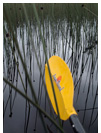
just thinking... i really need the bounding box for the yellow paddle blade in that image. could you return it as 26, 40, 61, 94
45, 56, 77, 120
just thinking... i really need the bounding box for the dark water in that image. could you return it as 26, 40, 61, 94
3, 3, 98, 133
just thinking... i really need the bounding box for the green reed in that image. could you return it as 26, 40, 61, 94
3, 3, 98, 133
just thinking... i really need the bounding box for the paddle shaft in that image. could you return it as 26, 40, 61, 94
69, 114, 86, 133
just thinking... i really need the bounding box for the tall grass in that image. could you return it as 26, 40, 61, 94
3, 3, 98, 133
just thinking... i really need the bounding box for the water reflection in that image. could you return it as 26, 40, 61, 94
3, 3, 98, 133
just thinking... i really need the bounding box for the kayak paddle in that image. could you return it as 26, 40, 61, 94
45, 56, 86, 133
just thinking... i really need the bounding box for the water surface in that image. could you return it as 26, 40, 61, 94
3, 3, 98, 133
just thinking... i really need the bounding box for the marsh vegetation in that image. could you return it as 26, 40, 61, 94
3, 3, 98, 133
